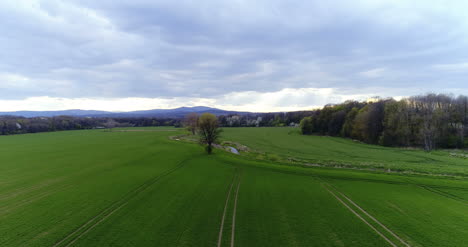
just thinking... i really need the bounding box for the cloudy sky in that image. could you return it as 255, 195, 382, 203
1, 0, 468, 112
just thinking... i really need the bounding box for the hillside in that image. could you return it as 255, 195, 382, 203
221, 127, 468, 176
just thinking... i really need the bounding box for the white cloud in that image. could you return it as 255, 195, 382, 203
0, 72, 34, 88
0, 86, 466, 112
358, 68, 387, 78
0, 72, 72, 94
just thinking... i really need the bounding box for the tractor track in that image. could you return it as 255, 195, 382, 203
321, 183, 399, 247
327, 183, 411, 247
231, 171, 242, 247
217, 170, 238, 247
420, 186, 468, 206
216, 169, 242, 247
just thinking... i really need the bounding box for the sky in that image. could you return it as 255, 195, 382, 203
1, 0, 468, 112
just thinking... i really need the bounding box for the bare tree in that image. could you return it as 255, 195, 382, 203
455, 95, 468, 148
410, 94, 453, 151
104, 119, 118, 131
412, 95, 438, 151
184, 112, 199, 135
198, 113, 221, 154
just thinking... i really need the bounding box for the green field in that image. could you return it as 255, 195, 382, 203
222, 127, 468, 176
1, 127, 467, 246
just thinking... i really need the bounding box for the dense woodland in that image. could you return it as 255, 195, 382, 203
299, 94, 468, 150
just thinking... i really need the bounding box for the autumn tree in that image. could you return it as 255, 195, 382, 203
198, 113, 222, 154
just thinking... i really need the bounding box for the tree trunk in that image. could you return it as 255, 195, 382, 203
206, 143, 213, 154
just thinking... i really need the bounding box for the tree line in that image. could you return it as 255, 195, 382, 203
218, 111, 308, 127
299, 94, 468, 150
0, 111, 312, 136
0, 116, 181, 135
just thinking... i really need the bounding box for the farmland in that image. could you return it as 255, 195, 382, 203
222, 127, 468, 177
0, 127, 467, 246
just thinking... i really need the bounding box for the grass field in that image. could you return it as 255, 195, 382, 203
1, 127, 467, 246
222, 127, 468, 176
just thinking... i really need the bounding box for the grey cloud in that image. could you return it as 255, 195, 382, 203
0, 0, 468, 102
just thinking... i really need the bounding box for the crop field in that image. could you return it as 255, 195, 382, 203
1, 127, 467, 246
222, 127, 468, 176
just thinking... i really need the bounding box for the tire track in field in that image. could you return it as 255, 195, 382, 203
327, 184, 411, 247
217, 170, 237, 247
231, 171, 242, 247
239, 163, 468, 192
419, 186, 468, 206
321, 183, 399, 247
216, 169, 242, 247
52, 158, 191, 247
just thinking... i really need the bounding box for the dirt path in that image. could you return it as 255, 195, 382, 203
231, 173, 242, 247
321, 183, 399, 247
217, 171, 237, 247
52, 159, 189, 247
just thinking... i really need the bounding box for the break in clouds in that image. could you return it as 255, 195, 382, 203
1, 0, 468, 111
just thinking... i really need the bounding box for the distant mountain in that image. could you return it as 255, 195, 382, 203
0, 106, 251, 118
114, 106, 250, 118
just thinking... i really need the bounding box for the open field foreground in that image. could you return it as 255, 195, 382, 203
1, 127, 467, 246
